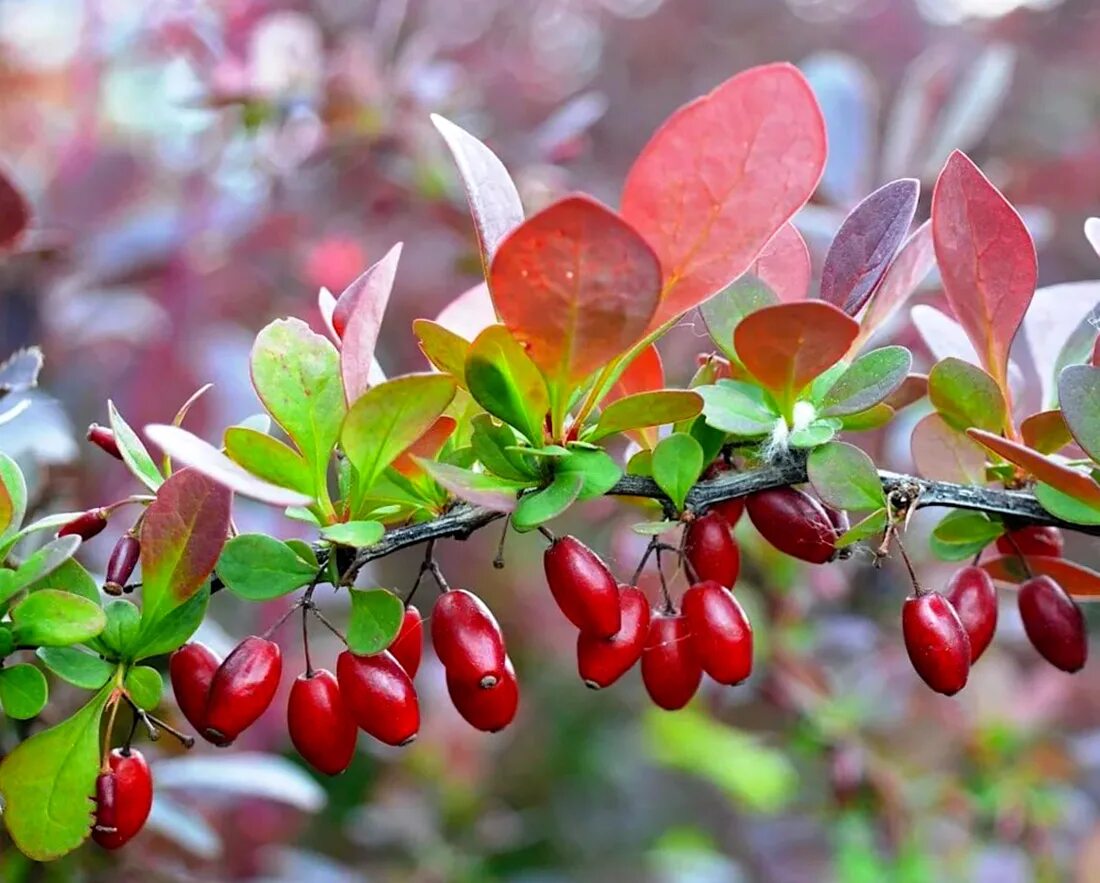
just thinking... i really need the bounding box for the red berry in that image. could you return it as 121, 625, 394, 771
87, 423, 122, 460
577, 585, 651, 689
543, 535, 621, 637
681, 580, 753, 685
287, 669, 358, 775
1018, 575, 1087, 673
336, 650, 419, 746
169, 642, 220, 735
745, 487, 837, 564
902, 593, 971, 696
641, 611, 702, 710
710, 497, 745, 527
996, 526, 1064, 558
431, 590, 508, 688
105, 534, 141, 595
57, 508, 108, 541
685, 512, 740, 587
390, 605, 423, 678
93, 748, 153, 849
824, 505, 849, 535
447, 656, 519, 732
944, 566, 998, 663
202, 636, 282, 746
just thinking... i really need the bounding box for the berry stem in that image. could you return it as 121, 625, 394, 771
308, 606, 349, 646
536, 525, 556, 544
1003, 532, 1035, 578
493, 519, 509, 570
891, 528, 924, 595
631, 536, 661, 586
655, 546, 674, 614
101, 692, 123, 772
302, 604, 313, 678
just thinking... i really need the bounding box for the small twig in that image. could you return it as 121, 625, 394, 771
891, 528, 924, 595
655, 546, 674, 613
631, 536, 661, 586
493, 518, 509, 569
309, 606, 349, 646
537, 525, 556, 543
101, 692, 122, 771
1003, 532, 1035, 579
302, 604, 313, 678
261, 601, 303, 641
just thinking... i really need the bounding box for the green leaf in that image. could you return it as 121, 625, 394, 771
0, 535, 82, 607
10, 590, 106, 647
125, 666, 163, 710
0, 626, 13, 657
470, 415, 538, 481
23, 557, 100, 606
0, 511, 84, 563
699, 277, 779, 362
927, 357, 1006, 433
556, 448, 623, 501
465, 325, 549, 445
627, 449, 653, 477
346, 588, 404, 655
688, 415, 727, 466
322, 520, 384, 547
512, 472, 585, 531
218, 534, 318, 601
284, 539, 318, 566
1058, 364, 1100, 462
807, 442, 885, 511
590, 390, 703, 442
35, 647, 114, 690
0, 663, 48, 719
835, 508, 887, 548
0, 451, 27, 541
840, 404, 895, 432
821, 346, 912, 416
417, 459, 533, 512
132, 584, 209, 662
413, 319, 470, 382
108, 400, 163, 492
652, 433, 704, 512
224, 426, 315, 497
0, 684, 111, 860
788, 418, 839, 449
100, 599, 142, 658
698, 380, 779, 437
1034, 482, 1100, 525
342, 373, 458, 495
929, 510, 1004, 561
632, 520, 681, 536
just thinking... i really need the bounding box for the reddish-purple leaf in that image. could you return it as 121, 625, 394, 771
752, 223, 811, 302
983, 555, 1100, 599
911, 413, 986, 484
339, 243, 402, 404
883, 373, 928, 411
605, 344, 663, 403
932, 151, 1037, 393
0, 167, 30, 251
733, 302, 859, 404
820, 178, 919, 316
967, 428, 1100, 507
621, 63, 826, 330
490, 194, 661, 388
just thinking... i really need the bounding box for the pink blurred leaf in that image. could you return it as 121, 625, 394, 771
339, 243, 402, 404
606, 344, 664, 403
910, 413, 986, 484
855, 221, 934, 349
0, 167, 30, 251
752, 223, 811, 302
1022, 281, 1100, 408
434, 282, 496, 341
910, 305, 980, 365
1086, 218, 1100, 259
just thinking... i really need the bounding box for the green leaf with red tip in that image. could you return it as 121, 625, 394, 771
218, 534, 318, 601
967, 429, 1100, 507
820, 346, 912, 417
982, 554, 1100, 598
1021, 410, 1073, 455
413, 319, 469, 383
807, 441, 885, 511
1058, 364, 1100, 462
590, 390, 702, 443
108, 400, 163, 492
621, 62, 826, 331
224, 426, 315, 497
347, 588, 404, 655
928, 357, 1006, 433
652, 432, 704, 512
465, 325, 549, 445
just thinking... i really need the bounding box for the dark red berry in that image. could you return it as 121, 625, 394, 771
681, 580, 753, 685
577, 585, 651, 689
447, 656, 519, 732
745, 487, 837, 564
431, 589, 507, 688
57, 508, 108, 541
390, 605, 423, 678
944, 566, 998, 663
824, 505, 850, 535
336, 650, 419, 746
93, 748, 153, 849
543, 535, 621, 637
287, 669, 358, 775
902, 593, 971, 696
996, 526, 1064, 558
87, 423, 122, 460
685, 512, 740, 587
641, 611, 702, 710
104, 534, 141, 595
1018, 575, 1087, 673
710, 497, 746, 528
202, 636, 282, 746
169, 642, 220, 735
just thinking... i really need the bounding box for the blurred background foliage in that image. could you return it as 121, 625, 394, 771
2, 0, 1100, 880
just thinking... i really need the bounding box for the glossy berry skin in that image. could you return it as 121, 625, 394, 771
169, 642, 220, 735
641, 611, 703, 710
996, 526, 1064, 558
93, 749, 153, 850
577, 586, 651, 689
710, 497, 745, 528
203, 636, 282, 746
390, 605, 423, 678
685, 512, 740, 588
105, 535, 141, 595
543, 536, 621, 638
431, 590, 508, 688
287, 670, 358, 775
902, 593, 971, 696
58, 509, 108, 542
87, 423, 122, 460
746, 487, 837, 564
448, 657, 519, 732
336, 650, 419, 746
681, 580, 753, 685
945, 566, 998, 663
1018, 575, 1087, 673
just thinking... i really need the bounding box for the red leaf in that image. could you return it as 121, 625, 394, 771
392, 416, 457, 478
621, 63, 826, 330
911, 413, 985, 484
606, 344, 664, 403
0, 167, 30, 251
339, 243, 402, 404
752, 222, 811, 302
967, 428, 1100, 507
983, 555, 1100, 599
883, 373, 928, 411
490, 194, 661, 388
820, 178, 919, 315
733, 302, 859, 403
931, 151, 1037, 392
855, 220, 934, 349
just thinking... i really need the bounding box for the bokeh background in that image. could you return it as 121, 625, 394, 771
3, 0, 1100, 880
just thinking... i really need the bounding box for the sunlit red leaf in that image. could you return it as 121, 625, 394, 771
435, 282, 496, 341
606, 344, 664, 404
733, 302, 859, 404
983, 555, 1100, 599
490, 194, 661, 388
820, 179, 919, 316
931, 150, 1037, 393
339, 243, 402, 404
621, 63, 826, 330
911, 413, 986, 484
0, 167, 30, 251
752, 223, 811, 302
967, 428, 1100, 507
392, 416, 457, 478
855, 220, 934, 350
1020, 410, 1072, 455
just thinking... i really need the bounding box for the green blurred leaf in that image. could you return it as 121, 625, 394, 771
807, 442, 885, 511
124, 666, 163, 710
321, 520, 385, 547
218, 534, 318, 601
1034, 482, 1100, 525
590, 390, 703, 442
512, 472, 585, 531
23, 557, 100, 606
35, 647, 114, 690
465, 325, 549, 445
108, 400, 163, 492
224, 427, 315, 497
821, 346, 912, 416
652, 433, 703, 511
347, 588, 404, 655
0, 663, 48, 719
10, 590, 106, 648
0, 535, 82, 607
631, 521, 681, 536
929, 510, 1004, 561
928, 357, 1006, 433
839, 404, 895, 431
698, 380, 778, 436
